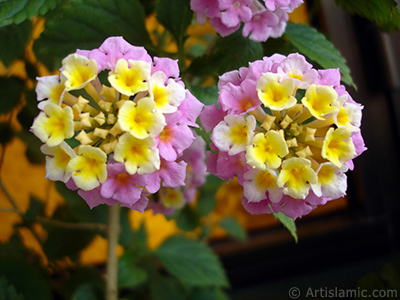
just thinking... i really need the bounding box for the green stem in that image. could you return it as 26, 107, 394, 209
106, 204, 121, 300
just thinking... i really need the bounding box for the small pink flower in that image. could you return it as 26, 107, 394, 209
146, 160, 188, 193
199, 104, 227, 133
100, 162, 148, 205
210, 16, 241, 37
176, 90, 204, 127
157, 114, 195, 161
242, 10, 279, 42
218, 79, 261, 114
220, 0, 253, 28
76, 36, 152, 72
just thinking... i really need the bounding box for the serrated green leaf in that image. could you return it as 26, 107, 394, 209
285, 22, 355, 88
335, 0, 400, 32
0, 76, 24, 115
188, 31, 263, 78
0, 277, 24, 300
270, 208, 298, 243
219, 217, 247, 242
0, 21, 31, 66
33, 0, 151, 70
118, 252, 148, 289
155, 0, 193, 45
0, 0, 60, 27
155, 236, 229, 287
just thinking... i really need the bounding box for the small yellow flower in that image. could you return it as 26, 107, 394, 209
61, 54, 98, 91
322, 127, 356, 167
301, 84, 339, 120
246, 130, 289, 169
312, 162, 348, 198
149, 71, 186, 113
31, 102, 74, 147
333, 95, 363, 132
67, 145, 108, 191
114, 133, 160, 175
212, 115, 256, 155
108, 59, 151, 96
277, 157, 317, 199
243, 168, 282, 203
256, 72, 297, 111
118, 97, 166, 139
41, 142, 76, 182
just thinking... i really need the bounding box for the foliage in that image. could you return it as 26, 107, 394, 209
0, 0, 398, 299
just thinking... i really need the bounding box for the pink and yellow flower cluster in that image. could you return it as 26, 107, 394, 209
190, 0, 303, 42
201, 53, 366, 219
31, 37, 206, 213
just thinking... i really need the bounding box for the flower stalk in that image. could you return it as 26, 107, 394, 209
106, 203, 121, 300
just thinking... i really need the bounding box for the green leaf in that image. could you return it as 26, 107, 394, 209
33, 0, 151, 70
188, 31, 263, 78
189, 85, 218, 106
334, 0, 400, 32
63, 267, 104, 299
196, 175, 222, 217
270, 208, 298, 243
155, 236, 229, 287
118, 252, 148, 289
0, 258, 52, 300
150, 275, 188, 300
176, 205, 201, 232
72, 284, 98, 300
190, 287, 230, 300
155, 0, 193, 45
0, 76, 24, 115
219, 217, 247, 242
0, 21, 32, 66
285, 22, 355, 88
0, 277, 24, 300
0, 0, 60, 27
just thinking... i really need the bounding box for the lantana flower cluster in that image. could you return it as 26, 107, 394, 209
190, 0, 303, 42
31, 37, 206, 214
201, 53, 366, 219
